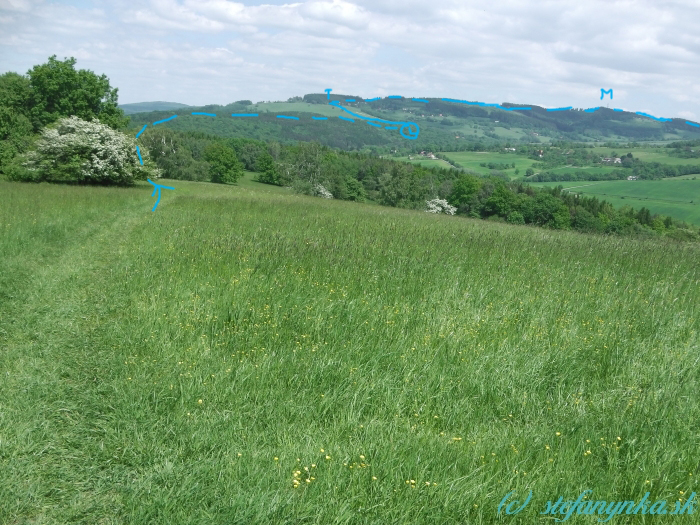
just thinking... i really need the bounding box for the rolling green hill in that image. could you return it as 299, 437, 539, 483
125, 93, 700, 152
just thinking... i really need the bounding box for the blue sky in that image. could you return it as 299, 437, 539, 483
1, 0, 699, 122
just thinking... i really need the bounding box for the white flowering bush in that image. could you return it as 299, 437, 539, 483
425, 198, 456, 215
313, 183, 334, 199
7, 116, 160, 185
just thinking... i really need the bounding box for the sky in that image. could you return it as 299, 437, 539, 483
1, 0, 699, 121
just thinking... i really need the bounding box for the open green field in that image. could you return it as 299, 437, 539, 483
432, 151, 535, 178
2, 174, 699, 524
528, 179, 700, 227
545, 166, 630, 177
402, 157, 455, 170
588, 147, 700, 167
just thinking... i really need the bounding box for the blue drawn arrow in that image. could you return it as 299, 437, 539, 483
148, 178, 175, 212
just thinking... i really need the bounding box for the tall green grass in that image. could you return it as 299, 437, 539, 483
1, 178, 698, 524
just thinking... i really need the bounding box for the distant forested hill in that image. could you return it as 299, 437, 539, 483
119, 101, 191, 115
125, 93, 700, 152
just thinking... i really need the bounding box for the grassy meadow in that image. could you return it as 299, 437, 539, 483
528, 178, 700, 227
1, 174, 699, 524
397, 151, 533, 178
588, 147, 700, 167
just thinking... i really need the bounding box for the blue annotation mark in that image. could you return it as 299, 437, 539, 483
153, 115, 177, 125
636, 111, 672, 122
328, 99, 419, 139
440, 97, 531, 111
148, 178, 174, 212
133, 86, 700, 192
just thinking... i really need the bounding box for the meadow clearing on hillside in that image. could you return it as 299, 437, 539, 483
398, 152, 532, 178
529, 178, 700, 227
1, 175, 699, 524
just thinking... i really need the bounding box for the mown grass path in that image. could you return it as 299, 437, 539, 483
1, 178, 699, 524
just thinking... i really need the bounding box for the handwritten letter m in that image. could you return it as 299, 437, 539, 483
601, 88, 613, 100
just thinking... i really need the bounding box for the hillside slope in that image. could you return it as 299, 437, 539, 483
125, 93, 700, 151
2, 176, 698, 523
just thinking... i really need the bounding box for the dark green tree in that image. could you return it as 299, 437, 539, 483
483, 181, 517, 217
26, 55, 129, 132
448, 173, 482, 213
255, 152, 279, 185
0, 72, 34, 172
205, 141, 243, 184
524, 193, 571, 229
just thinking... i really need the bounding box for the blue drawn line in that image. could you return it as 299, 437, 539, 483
439, 98, 528, 110
153, 115, 177, 125
133, 86, 700, 176
328, 100, 419, 140
636, 111, 672, 122
147, 178, 175, 212
441, 98, 476, 105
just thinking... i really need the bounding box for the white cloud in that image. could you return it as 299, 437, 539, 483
0, 0, 698, 119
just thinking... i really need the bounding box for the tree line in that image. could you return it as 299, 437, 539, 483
1, 57, 698, 242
